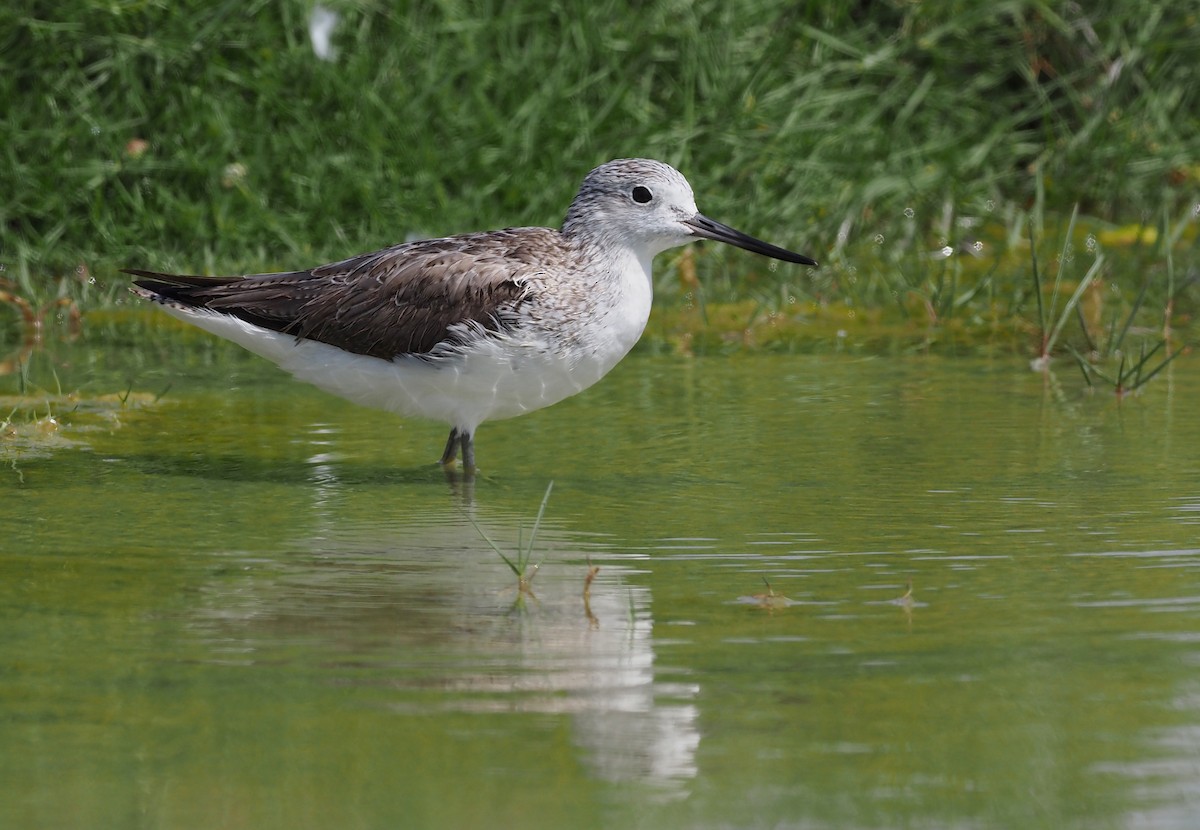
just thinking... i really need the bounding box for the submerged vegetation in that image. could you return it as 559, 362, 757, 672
1, 1, 1196, 371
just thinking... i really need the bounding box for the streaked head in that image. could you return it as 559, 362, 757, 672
562, 158, 818, 266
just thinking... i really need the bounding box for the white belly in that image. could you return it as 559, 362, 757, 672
158, 294, 650, 433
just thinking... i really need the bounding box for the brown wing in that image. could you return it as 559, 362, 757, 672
125, 227, 560, 359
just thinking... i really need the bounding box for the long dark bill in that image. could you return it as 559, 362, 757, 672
684, 214, 818, 266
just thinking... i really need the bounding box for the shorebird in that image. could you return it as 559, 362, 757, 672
127, 158, 817, 473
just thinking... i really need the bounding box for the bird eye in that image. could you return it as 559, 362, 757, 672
631, 185, 653, 204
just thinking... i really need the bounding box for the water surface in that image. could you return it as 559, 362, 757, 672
3, 330, 1200, 828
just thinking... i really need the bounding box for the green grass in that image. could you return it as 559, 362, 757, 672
468, 481, 555, 598
2, 0, 1197, 364
1070, 338, 1180, 396
1029, 204, 1107, 366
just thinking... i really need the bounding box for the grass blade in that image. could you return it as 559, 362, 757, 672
1045, 250, 1104, 357
526, 480, 555, 571
1131, 346, 1180, 389
1046, 203, 1081, 332
1113, 271, 1154, 354
465, 512, 522, 577
1029, 219, 1045, 346
1067, 344, 1094, 388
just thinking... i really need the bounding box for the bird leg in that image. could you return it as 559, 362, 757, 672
439, 428, 476, 475
459, 431, 476, 473
440, 428, 460, 466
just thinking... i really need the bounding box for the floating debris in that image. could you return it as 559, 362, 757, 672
736, 577, 799, 610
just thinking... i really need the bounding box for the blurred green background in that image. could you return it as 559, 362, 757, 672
2, 0, 1198, 353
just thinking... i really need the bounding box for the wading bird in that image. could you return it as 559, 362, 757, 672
128, 158, 817, 474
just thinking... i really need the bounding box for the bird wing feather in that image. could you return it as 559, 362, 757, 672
125, 228, 561, 359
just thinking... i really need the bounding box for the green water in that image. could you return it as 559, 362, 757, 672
3, 330, 1200, 829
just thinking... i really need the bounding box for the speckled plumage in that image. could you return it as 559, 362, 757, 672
127, 158, 817, 472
